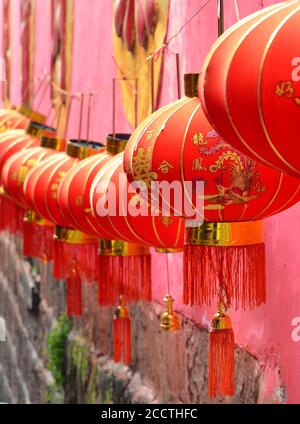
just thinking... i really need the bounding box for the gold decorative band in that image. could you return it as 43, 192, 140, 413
18, 104, 46, 124
66, 141, 98, 159
54, 226, 97, 245
155, 247, 184, 253
24, 209, 54, 227
99, 239, 150, 256
185, 221, 264, 247
184, 73, 199, 98
41, 134, 66, 151
106, 134, 130, 155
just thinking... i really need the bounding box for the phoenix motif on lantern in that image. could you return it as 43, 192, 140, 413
200, 146, 265, 210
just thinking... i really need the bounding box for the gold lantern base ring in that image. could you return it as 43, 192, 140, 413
155, 247, 184, 254
24, 209, 54, 227
185, 221, 264, 247
99, 239, 149, 256
54, 226, 97, 245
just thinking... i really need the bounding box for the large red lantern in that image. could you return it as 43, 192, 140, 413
23, 140, 103, 316
200, 0, 300, 178
0, 121, 55, 234
123, 73, 300, 396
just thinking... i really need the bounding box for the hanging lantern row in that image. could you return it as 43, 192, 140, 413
1, 0, 300, 397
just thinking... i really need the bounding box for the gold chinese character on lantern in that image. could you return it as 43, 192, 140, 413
275, 80, 295, 98
26, 159, 37, 168
158, 160, 174, 174
18, 165, 30, 184
192, 132, 207, 145
146, 129, 156, 141
159, 216, 173, 228
75, 196, 83, 206
192, 158, 206, 171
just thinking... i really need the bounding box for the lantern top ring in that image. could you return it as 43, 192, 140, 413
67, 140, 104, 159
18, 103, 46, 124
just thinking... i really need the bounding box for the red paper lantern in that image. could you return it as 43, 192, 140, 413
123, 73, 300, 396
23, 140, 103, 316
124, 73, 300, 310
0, 121, 55, 234
200, 0, 300, 178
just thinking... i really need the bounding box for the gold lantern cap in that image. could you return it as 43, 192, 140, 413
26, 121, 56, 138
106, 133, 131, 155
18, 103, 46, 124
40, 130, 66, 152
184, 73, 199, 98
160, 294, 181, 331
66, 140, 105, 160
99, 239, 149, 256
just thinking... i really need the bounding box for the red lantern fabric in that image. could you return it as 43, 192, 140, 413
200, 0, 300, 178
90, 153, 184, 250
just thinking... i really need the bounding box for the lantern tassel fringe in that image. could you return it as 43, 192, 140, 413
113, 297, 131, 365
98, 254, 152, 306
66, 271, 82, 317
0, 194, 24, 235
184, 244, 266, 310
23, 222, 54, 263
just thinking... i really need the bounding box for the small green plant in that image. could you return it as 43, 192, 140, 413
46, 314, 72, 388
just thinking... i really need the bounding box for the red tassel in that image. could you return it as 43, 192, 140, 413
184, 244, 266, 310
209, 327, 235, 398
23, 222, 54, 262
53, 239, 99, 282
0, 194, 24, 235
66, 270, 82, 317
98, 254, 152, 306
113, 297, 131, 364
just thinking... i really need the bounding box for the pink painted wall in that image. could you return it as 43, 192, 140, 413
7, 0, 300, 403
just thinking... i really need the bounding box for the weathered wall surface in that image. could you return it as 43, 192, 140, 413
0, 233, 264, 404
